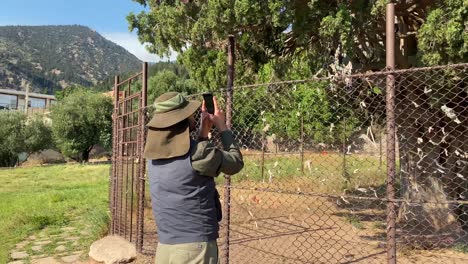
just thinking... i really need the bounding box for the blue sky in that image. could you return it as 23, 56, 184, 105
0, 0, 176, 62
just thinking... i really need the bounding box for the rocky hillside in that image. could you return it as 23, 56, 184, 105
0, 25, 141, 94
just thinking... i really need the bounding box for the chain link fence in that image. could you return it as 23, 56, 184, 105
112, 63, 467, 263
184, 63, 467, 263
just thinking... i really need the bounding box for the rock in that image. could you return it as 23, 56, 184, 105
31, 257, 61, 264
34, 240, 52, 245
55, 245, 67, 252
89, 235, 136, 264
31, 245, 42, 252
61, 227, 76, 231
15, 241, 28, 249
266, 135, 277, 153
62, 254, 81, 263
10, 252, 28, 260
7, 261, 24, 264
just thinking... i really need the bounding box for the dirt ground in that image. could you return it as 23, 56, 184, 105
137, 189, 468, 264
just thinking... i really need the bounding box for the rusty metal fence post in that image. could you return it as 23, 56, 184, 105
379, 131, 383, 170
386, 3, 397, 264
342, 118, 349, 185
261, 132, 265, 182
300, 115, 304, 176
111, 75, 120, 234
136, 62, 148, 252
223, 35, 235, 264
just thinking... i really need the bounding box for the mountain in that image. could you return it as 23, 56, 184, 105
0, 25, 142, 94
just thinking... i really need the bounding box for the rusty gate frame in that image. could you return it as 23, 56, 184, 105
110, 62, 148, 252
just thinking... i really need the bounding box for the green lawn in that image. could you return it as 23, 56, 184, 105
0, 164, 110, 263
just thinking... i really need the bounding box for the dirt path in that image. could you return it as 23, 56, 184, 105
138, 188, 468, 264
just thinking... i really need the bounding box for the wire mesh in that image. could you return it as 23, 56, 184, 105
184, 64, 467, 263
224, 75, 388, 263
113, 63, 468, 264
393, 64, 468, 255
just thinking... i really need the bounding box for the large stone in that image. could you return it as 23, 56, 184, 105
31, 245, 42, 252
15, 241, 28, 249
31, 257, 61, 264
89, 235, 136, 264
7, 261, 24, 264
266, 135, 277, 153
34, 240, 52, 245
55, 245, 67, 252
61, 227, 76, 231
10, 251, 28, 260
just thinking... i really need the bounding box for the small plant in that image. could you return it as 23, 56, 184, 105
453, 243, 468, 254
372, 221, 386, 229
345, 215, 364, 229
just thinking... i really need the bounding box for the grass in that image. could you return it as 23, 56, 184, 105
0, 164, 110, 263
222, 152, 387, 194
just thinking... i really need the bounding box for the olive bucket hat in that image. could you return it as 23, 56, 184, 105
144, 92, 201, 160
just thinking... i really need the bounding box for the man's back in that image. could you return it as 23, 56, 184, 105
148, 141, 219, 244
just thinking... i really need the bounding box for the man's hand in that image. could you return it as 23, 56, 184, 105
199, 96, 228, 140
199, 100, 213, 139
209, 96, 227, 132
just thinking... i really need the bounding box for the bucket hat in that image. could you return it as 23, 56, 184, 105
144, 92, 200, 159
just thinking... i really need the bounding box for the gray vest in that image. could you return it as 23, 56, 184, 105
148, 141, 219, 244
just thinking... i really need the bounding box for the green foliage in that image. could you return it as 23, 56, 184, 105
95, 62, 191, 95
55, 85, 81, 101
24, 114, 53, 155
148, 70, 198, 104
418, 0, 467, 65
453, 243, 468, 254
0, 111, 52, 167
127, 0, 392, 87
0, 111, 26, 166
50, 88, 113, 162
128, 0, 467, 155
129, 1, 467, 84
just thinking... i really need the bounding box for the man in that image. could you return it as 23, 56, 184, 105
144, 92, 244, 264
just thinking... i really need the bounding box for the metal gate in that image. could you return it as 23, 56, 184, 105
110, 62, 148, 252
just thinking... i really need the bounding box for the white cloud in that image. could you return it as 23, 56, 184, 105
102, 32, 177, 62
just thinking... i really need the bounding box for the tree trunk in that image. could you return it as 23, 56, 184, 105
81, 146, 93, 163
